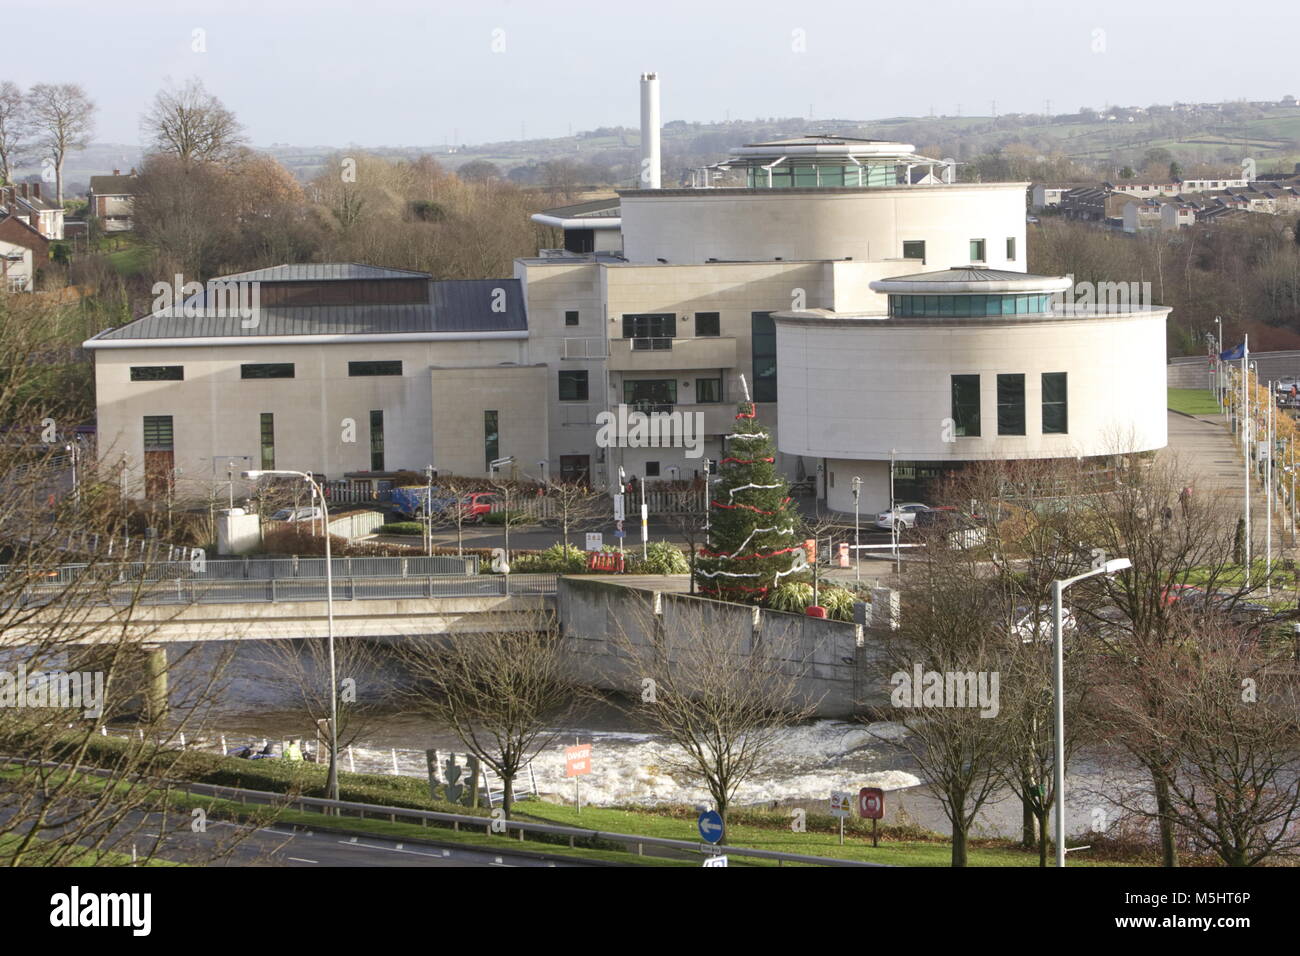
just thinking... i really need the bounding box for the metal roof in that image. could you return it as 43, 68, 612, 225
535, 198, 621, 219
881, 267, 1051, 283
218, 263, 431, 282
95, 277, 526, 341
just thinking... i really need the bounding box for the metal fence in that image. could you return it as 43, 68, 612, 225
13, 572, 558, 608
0, 554, 479, 584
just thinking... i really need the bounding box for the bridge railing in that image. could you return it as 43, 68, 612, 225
13, 573, 559, 608
0, 553, 479, 584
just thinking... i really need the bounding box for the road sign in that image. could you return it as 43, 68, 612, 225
697, 809, 724, 844
702, 855, 728, 867
858, 787, 884, 819
614, 530, 626, 539
829, 791, 853, 818
565, 744, 591, 777
613, 494, 625, 521
585, 533, 603, 552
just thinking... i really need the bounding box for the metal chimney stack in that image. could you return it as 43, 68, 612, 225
639, 72, 661, 189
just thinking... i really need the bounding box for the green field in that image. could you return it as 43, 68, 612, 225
1168, 388, 1220, 416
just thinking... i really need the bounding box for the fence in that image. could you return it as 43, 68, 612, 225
2, 554, 479, 583
13, 572, 559, 608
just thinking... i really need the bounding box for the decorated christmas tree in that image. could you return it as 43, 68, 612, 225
694, 378, 809, 604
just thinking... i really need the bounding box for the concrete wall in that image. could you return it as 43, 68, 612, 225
556, 577, 888, 717
428, 364, 548, 477
618, 184, 1028, 270
776, 309, 1170, 513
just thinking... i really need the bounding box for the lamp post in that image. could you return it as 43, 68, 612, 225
489, 456, 515, 568
1051, 557, 1132, 867
851, 477, 862, 583
243, 468, 340, 802
1214, 316, 1223, 406
424, 463, 437, 557
890, 448, 899, 574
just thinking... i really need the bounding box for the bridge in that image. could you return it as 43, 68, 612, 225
1, 559, 558, 645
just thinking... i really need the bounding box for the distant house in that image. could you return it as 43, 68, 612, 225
0, 211, 50, 291
87, 169, 138, 232
1030, 183, 1094, 211
0, 183, 64, 240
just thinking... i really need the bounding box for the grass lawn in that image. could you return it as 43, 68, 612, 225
1168, 388, 1220, 416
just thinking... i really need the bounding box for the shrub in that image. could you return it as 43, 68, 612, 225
767, 581, 856, 621
482, 509, 529, 525
509, 543, 589, 573
633, 540, 690, 575
379, 521, 424, 536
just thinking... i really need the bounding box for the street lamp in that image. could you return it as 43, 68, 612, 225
243, 468, 340, 802
890, 449, 899, 574
489, 456, 515, 569
1051, 556, 1132, 867
851, 477, 862, 583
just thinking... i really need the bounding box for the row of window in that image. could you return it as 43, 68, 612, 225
147, 410, 389, 473
558, 371, 724, 405
130, 361, 403, 382
951, 372, 1068, 437
901, 238, 1016, 263
889, 293, 1056, 318
621, 313, 722, 340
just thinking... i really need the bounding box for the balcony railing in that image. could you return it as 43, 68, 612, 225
608, 335, 738, 371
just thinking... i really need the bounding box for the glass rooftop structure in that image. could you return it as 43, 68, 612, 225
693, 135, 957, 189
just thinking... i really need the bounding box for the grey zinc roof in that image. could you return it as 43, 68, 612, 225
536, 198, 621, 219
218, 263, 432, 282
886, 267, 1052, 283
95, 277, 526, 341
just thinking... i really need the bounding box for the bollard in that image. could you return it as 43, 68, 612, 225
391, 748, 399, 775
348, 745, 355, 773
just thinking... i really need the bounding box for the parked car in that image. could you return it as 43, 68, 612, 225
875, 502, 932, 530
431, 492, 500, 522
1011, 604, 1076, 643
271, 506, 322, 522
1164, 584, 1270, 622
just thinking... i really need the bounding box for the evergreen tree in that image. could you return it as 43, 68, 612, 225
694, 398, 808, 603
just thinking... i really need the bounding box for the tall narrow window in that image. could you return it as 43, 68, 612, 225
751, 312, 778, 402
369, 410, 385, 471
1006, 237, 1017, 261
970, 239, 986, 262
695, 377, 722, 403
142, 415, 174, 500
951, 375, 981, 437
484, 410, 499, 472
259, 413, 275, 470
1042, 372, 1068, 434
997, 374, 1026, 436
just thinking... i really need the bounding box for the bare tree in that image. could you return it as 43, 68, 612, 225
869, 524, 1015, 867
26, 83, 95, 203
398, 615, 583, 817
609, 596, 816, 831
142, 77, 246, 166
543, 480, 607, 554
0, 81, 27, 185
261, 636, 393, 769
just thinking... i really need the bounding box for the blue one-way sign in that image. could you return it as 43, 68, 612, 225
697, 810, 724, 844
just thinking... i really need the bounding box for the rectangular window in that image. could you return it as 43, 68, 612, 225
997, 374, 1026, 436
970, 239, 986, 262
348, 360, 402, 376
369, 410, 385, 471
484, 410, 499, 472
695, 312, 721, 337
695, 377, 721, 403
142, 415, 174, 450
131, 366, 183, 382
259, 412, 275, 470
903, 240, 926, 261
623, 379, 676, 409
951, 375, 981, 437
564, 310, 579, 327
1042, 372, 1068, 434
1006, 237, 1017, 261
622, 313, 676, 342
558, 369, 589, 401
752, 311, 778, 403
645, 461, 660, 477
242, 363, 295, 379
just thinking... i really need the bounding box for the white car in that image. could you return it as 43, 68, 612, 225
875, 503, 931, 530
271, 506, 323, 522
1011, 604, 1075, 643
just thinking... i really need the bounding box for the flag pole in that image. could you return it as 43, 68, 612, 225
1244, 334, 1251, 589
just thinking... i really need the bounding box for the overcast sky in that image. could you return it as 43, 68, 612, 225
11, 0, 1300, 148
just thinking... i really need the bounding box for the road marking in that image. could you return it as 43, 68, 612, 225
287, 857, 319, 864
336, 840, 452, 859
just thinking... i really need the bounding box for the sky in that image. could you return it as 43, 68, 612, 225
10, 0, 1300, 149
